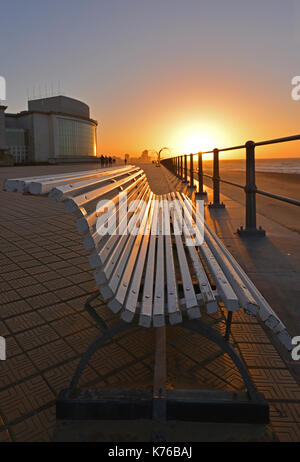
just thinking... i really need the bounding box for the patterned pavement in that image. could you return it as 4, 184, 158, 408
0, 163, 299, 442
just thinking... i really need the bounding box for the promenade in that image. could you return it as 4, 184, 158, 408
0, 163, 299, 442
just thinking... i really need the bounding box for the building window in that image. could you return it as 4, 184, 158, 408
58, 118, 96, 157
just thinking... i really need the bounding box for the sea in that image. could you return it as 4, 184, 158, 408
215, 158, 300, 174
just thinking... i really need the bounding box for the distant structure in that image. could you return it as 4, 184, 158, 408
0, 95, 98, 164
140, 149, 149, 161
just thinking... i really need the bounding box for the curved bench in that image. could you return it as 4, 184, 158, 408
3, 165, 293, 425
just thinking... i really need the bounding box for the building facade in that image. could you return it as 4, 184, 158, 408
0, 96, 98, 163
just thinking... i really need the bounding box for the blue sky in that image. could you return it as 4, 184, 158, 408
1, 0, 300, 156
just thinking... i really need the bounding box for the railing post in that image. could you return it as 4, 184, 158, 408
238, 141, 265, 236
189, 154, 195, 188
183, 154, 188, 182
196, 152, 207, 196
209, 148, 225, 208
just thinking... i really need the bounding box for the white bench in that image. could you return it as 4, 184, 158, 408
4, 166, 293, 424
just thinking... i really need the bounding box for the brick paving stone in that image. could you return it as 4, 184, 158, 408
0, 290, 21, 304
67, 272, 94, 284
238, 343, 286, 369
10, 406, 56, 442
33, 270, 64, 283
48, 261, 72, 271
0, 281, 12, 292
43, 278, 74, 291
116, 329, 155, 358
0, 427, 13, 442
64, 325, 100, 355
26, 292, 61, 309
270, 422, 300, 442
1, 263, 21, 274
104, 362, 152, 389
193, 366, 230, 390
2, 270, 28, 282
0, 376, 55, 423
204, 353, 245, 391
19, 260, 43, 270
249, 368, 300, 400
27, 338, 77, 371
16, 325, 60, 351
89, 343, 135, 377
4, 336, 23, 358
66, 295, 90, 311
38, 302, 75, 322
167, 348, 198, 377
50, 313, 92, 337
5, 311, 45, 334
169, 332, 220, 364
0, 299, 33, 318
54, 285, 86, 301
16, 283, 49, 298
0, 354, 37, 388
270, 402, 300, 422
10, 275, 38, 289
78, 280, 98, 294
26, 265, 53, 276
44, 359, 99, 394
231, 323, 270, 344
0, 321, 11, 337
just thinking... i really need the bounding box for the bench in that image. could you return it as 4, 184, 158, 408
3, 165, 293, 426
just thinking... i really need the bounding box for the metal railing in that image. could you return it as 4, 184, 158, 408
161, 134, 300, 237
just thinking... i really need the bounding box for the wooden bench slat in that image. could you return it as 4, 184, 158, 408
77, 174, 147, 234
108, 192, 153, 314
168, 193, 201, 320
49, 167, 141, 202
84, 179, 148, 252
163, 195, 182, 325
64, 168, 142, 213
23, 166, 134, 194
95, 186, 151, 300
184, 195, 258, 314
174, 192, 218, 314
121, 198, 156, 323
139, 195, 159, 327
179, 194, 239, 311
153, 196, 166, 327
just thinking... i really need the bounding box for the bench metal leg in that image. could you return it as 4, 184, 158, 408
180, 318, 258, 401
70, 319, 136, 390
57, 295, 268, 425
84, 290, 108, 331
224, 311, 233, 342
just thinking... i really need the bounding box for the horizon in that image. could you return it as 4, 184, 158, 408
1, 0, 300, 159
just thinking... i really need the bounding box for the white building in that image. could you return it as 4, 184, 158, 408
0, 95, 98, 163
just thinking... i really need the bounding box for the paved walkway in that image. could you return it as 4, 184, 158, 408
0, 163, 299, 441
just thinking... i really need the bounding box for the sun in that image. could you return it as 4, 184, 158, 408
183, 133, 215, 154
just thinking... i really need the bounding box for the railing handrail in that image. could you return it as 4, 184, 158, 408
162, 133, 300, 236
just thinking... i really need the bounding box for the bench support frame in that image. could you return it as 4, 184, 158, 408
56, 291, 269, 425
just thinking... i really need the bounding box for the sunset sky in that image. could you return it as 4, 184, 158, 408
1, 0, 300, 158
